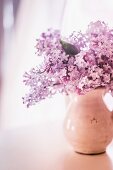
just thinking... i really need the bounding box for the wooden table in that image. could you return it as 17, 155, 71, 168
0, 120, 113, 170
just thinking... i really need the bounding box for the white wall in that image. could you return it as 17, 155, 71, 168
0, 0, 66, 129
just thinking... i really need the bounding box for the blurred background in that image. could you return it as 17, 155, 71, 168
1, 0, 113, 129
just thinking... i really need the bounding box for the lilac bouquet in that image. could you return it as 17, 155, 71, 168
23, 21, 113, 107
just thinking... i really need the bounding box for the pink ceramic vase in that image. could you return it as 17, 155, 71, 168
64, 88, 113, 154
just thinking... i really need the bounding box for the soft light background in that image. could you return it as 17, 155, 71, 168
1, 0, 113, 129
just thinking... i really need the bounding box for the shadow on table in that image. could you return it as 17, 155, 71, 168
63, 151, 113, 170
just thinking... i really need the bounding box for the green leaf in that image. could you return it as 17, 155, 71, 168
60, 40, 80, 55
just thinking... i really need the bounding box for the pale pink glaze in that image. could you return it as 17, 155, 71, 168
64, 88, 113, 154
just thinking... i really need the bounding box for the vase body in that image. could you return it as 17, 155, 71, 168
64, 88, 113, 154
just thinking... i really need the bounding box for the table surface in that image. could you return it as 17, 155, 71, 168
0, 120, 113, 170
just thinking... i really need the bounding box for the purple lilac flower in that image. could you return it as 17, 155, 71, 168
23, 21, 113, 107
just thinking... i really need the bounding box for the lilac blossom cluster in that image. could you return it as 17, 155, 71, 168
23, 21, 113, 107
